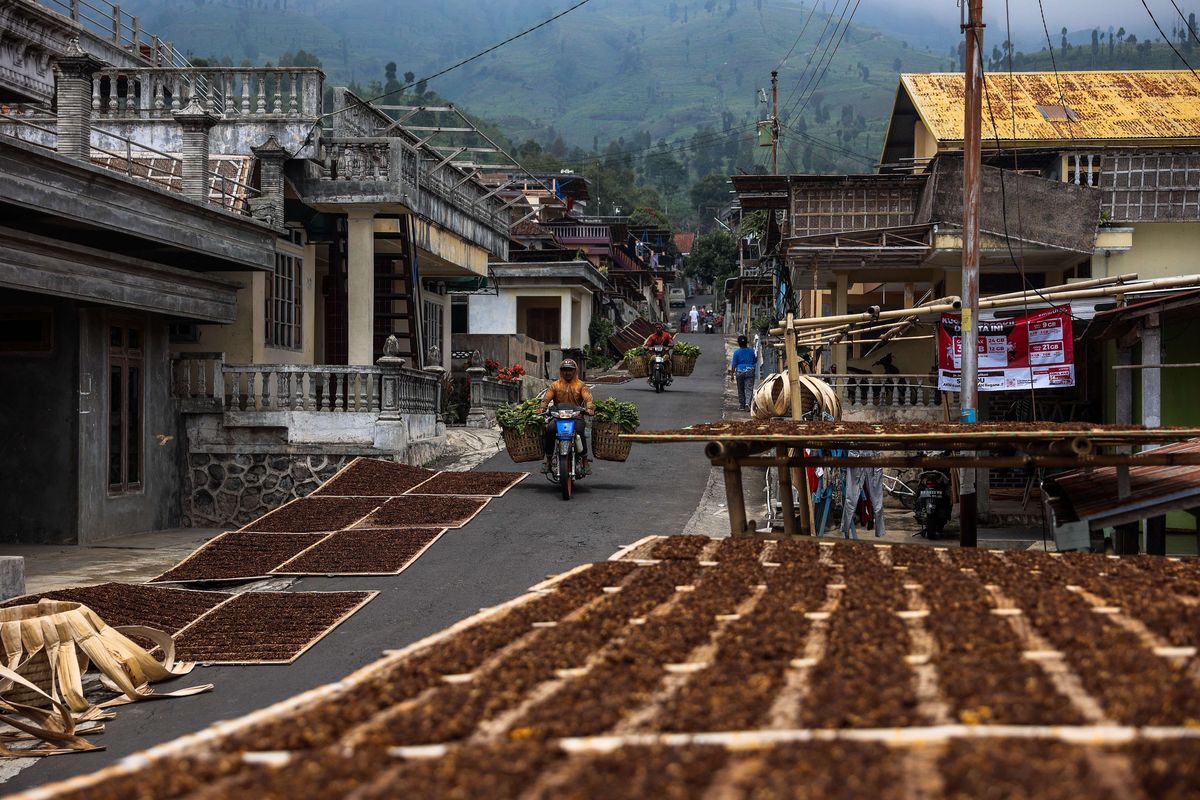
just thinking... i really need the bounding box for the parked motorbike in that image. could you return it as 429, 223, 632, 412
649, 344, 672, 393
913, 455, 952, 538
545, 403, 588, 501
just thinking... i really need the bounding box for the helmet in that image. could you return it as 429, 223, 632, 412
560, 359, 578, 371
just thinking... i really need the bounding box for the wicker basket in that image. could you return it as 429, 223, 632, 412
672, 353, 697, 377
625, 354, 650, 378
502, 426, 544, 463
592, 421, 632, 462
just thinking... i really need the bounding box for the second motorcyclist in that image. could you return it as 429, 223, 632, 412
643, 322, 674, 386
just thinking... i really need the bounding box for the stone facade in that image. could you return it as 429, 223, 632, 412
184, 451, 367, 529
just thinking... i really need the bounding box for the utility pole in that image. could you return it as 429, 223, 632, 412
771, 70, 780, 175
960, 0, 984, 547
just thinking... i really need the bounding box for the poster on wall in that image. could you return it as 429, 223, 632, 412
937, 307, 1074, 392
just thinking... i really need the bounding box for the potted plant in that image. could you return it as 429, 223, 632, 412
496, 398, 545, 462
591, 397, 639, 461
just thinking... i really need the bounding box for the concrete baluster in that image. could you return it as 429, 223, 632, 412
240, 73, 250, 115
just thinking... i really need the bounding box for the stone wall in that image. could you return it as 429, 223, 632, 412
184, 451, 366, 529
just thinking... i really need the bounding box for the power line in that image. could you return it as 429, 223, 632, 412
778, 0, 853, 114
555, 124, 760, 168
780, 121, 874, 166
775, 0, 821, 71
300, 0, 594, 149
1139, 0, 1200, 80
1035, 0, 1076, 140
787, 0, 863, 123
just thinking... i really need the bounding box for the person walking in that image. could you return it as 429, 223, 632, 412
688, 305, 700, 333
729, 335, 757, 411
840, 450, 886, 539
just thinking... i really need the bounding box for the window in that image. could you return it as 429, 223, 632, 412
450, 295, 469, 334
423, 299, 444, 364
0, 308, 53, 354
266, 251, 303, 349
108, 323, 143, 493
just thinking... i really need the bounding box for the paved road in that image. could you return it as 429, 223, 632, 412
8, 328, 725, 792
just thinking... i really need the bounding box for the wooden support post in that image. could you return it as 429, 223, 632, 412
1141, 314, 1162, 432
776, 447, 797, 538
1146, 515, 1167, 556
1114, 464, 1139, 555
724, 463, 748, 537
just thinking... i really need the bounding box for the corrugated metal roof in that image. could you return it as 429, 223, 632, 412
902, 71, 1200, 144
1047, 439, 1200, 528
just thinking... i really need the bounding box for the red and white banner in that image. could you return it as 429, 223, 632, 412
937, 307, 1074, 392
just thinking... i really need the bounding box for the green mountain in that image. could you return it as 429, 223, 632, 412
136, 0, 949, 169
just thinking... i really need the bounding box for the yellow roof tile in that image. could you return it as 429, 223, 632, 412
902, 71, 1200, 144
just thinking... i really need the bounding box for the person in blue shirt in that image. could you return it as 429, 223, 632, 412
729, 335, 757, 411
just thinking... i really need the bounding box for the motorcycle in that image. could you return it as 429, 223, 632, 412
704, 318, 715, 334
545, 403, 588, 501
649, 344, 672, 393
913, 456, 952, 538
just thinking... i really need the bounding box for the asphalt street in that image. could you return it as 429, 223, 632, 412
7, 324, 726, 792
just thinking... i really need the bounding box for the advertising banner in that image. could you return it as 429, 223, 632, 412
937, 307, 1074, 392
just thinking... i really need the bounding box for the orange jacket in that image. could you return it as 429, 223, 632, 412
541, 376, 594, 413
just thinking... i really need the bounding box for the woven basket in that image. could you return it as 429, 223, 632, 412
592, 421, 632, 462
672, 353, 697, 376
625, 354, 650, 378
502, 426, 544, 463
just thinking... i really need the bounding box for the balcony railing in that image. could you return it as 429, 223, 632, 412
36, 0, 190, 68
91, 67, 324, 120
826, 374, 958, 410
172, 354, 440, 415
550, 225, 611, 243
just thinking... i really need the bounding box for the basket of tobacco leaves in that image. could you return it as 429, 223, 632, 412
671, 342, 700, 376
497, 399, 545, 463
591, 397, 639, 462
623, 347, 650, 378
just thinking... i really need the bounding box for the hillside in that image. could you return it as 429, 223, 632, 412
132, 0, 948, 169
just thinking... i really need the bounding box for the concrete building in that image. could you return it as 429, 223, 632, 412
0, 0, 516, 540
464, 261, 608, 374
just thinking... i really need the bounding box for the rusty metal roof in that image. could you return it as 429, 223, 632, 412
902, 71, 1200, 144
1046, 439, 1200, 528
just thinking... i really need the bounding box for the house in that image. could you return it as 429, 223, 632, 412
0, 0, 518, 539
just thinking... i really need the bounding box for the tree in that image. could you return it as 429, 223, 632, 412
629, 207, 670, 228
689, 172, 731, 229
686, 230, 739, 286
385, 62, 397, 82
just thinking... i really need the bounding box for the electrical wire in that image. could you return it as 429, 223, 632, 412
556, 123, 760, 168
1139, 0, 1200, 80
775, 0, 821, 70
1035, 0, 1076, 141
298, 0, 594, 152
787, 0, 864, 123
778, 0, 854, 115
1172, 0, 1200, 44
780, 120, 874, 165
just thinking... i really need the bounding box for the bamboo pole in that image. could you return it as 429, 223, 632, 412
794, 334, 934, 347
986, 272, 1138, 301
717, 452, 1200, 469
1111, 363, 1200, 370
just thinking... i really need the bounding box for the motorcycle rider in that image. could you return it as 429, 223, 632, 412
539, 359, 595, 473
643, 322, 674, 385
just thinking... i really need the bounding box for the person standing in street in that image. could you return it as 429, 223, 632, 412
840, 450, 886, 539
729, 335, 757, 411
689, 305, 700, 333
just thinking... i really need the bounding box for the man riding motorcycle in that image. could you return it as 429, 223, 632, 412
643, 323, 674, 385
539, 359, 595, 473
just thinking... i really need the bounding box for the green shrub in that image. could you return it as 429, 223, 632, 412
593, 397, 640, 432
496, 398, 545, 433
586, 346, 614, 371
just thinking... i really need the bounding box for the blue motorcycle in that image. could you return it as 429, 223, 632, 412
545, 403, 588, 500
